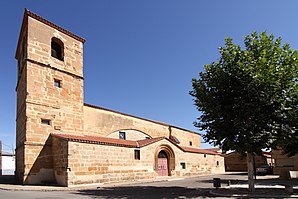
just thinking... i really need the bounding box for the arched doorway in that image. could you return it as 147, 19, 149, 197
157, 150, 168, 176
155, 145, 175, 176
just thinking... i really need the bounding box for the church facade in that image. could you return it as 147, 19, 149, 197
15, 9, 224, 186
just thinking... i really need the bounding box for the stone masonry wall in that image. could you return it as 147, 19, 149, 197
83, 105, 169, 138
67, 142, 155, 186
83, 105, 202, 148
16, 15, 85, 184
26, 17, 83, 78
171, 127, 201, 148
140, 139, 224, 176
107, 129, 152, 140
64, 138, 224, 186
52, 137, 68, 186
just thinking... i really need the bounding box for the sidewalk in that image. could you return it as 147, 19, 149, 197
0, 175, 185, 191
210, 178, 298, 198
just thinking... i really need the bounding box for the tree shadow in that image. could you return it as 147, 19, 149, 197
255, 178, 298, 187
75, 186, 232, 199
199, 178, 247, 185
225, 172, 248, 176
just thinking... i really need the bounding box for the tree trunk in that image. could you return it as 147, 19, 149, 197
247, 152, 255, 192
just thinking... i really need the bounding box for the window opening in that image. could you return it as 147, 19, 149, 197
54, 79, 61, 88
204, 154, 207, 158
51, 38, 64, 61
41, 119, 51, 125
134, 150, 140, 160
189, 141, 192, 146
180, 162, 186, 169
119, 131, 126, 140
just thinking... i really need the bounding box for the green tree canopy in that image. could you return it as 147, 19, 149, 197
190, 32, 298, 156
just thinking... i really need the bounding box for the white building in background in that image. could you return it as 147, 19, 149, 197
1, 152, 15, 175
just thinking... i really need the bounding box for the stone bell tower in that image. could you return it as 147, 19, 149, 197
15, 9, 85, 184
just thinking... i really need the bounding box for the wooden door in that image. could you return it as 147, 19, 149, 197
157, 158, 168, 176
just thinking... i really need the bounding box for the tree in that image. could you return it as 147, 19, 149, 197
190, 32, 298, 191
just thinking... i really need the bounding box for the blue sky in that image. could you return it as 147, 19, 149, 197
1, 0, 298, 152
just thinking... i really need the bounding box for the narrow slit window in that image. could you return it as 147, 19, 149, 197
189, 141, 192, 146
204, 154, 207, 158
134, 150, 140, 160
41, 119, 51, 125
54, 79, 61, 88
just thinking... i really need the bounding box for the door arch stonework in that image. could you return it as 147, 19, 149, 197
154, 145, 175, 176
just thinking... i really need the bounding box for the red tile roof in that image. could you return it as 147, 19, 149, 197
180, 146, 222, 156
205, 148, 221, 152
52, 133, 165, 148
52, 133, 222, 156
137, 137, 165, 147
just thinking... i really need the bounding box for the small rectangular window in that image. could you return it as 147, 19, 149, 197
204, 154, 207, 158
119, 131, 126, 140
180, 162, 186, 169
54, 79, 61, 88
41, 119, 51, 125
134, 150, 140, 160
189, 141, 192, 146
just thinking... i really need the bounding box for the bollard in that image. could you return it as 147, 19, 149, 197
213, 178, 221, 188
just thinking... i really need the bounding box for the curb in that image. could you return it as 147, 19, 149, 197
0, 177, 186, 192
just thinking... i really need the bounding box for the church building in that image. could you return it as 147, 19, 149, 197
15, 9, 224, 186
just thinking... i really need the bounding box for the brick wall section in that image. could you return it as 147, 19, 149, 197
224, 152, 269, 172
272, 150, 298, 176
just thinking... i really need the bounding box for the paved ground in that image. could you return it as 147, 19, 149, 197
0, 172, 297, 198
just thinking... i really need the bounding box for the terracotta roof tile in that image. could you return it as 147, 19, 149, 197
52, 133, 137, 147
180, 146, 222, 156
52, 133, 222, 156
137, 137, 165, 147
52, 133, 165, 148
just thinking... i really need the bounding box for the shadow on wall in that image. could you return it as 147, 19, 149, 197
25, 136, 56, 185
0, 175, 16, 185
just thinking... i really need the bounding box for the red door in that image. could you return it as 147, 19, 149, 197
157, 158, 168, 176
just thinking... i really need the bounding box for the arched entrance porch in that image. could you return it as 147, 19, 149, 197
155, 145, 175, 176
